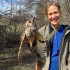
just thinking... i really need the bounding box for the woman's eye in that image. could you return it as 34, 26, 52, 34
48, 13, 52, 15
54, 12, 58, 14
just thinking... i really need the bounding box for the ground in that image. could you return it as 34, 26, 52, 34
0, 44, 36, 70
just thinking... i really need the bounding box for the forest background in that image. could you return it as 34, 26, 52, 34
0, 0, 70, 70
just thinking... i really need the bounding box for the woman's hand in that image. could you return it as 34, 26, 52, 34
27, 37, 35, 44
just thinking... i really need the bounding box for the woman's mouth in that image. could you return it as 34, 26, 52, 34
52, 17, 58, 22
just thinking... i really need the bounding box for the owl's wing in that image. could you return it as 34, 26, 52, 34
18, 32, 26, 64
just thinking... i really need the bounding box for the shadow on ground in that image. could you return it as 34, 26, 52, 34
0, 46, 36, 70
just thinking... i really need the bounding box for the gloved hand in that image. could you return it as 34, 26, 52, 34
27, 37, 35, 47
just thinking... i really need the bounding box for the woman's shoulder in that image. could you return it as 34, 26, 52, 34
38, 24, 50, 38
38, 24, 49, 33
62, 25, 70, 36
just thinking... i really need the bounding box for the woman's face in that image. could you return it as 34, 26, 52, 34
47, 5, 60, 26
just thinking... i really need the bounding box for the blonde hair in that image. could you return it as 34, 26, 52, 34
45, 1, 61, 15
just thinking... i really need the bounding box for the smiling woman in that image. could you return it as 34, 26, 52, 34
45, 2, 61, 29
25, 1, 70, 70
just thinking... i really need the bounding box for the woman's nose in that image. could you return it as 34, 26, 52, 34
52, 14, 56, 18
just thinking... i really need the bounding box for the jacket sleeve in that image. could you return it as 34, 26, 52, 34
28, 25, 48, 59
67, 31, 70, 70
28, 39, 41, 58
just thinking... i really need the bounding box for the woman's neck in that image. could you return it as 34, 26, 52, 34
51, 23, 59, 29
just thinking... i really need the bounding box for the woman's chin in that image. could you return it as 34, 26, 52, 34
51, 22, 59, 26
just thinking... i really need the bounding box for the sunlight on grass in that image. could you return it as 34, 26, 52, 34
0, 47, 35, 70
10, 66, 21, 70
0, 53, 10, 57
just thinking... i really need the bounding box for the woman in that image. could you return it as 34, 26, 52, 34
27, 1, 70, 70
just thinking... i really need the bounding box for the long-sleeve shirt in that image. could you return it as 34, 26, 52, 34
49, 25, 65, 70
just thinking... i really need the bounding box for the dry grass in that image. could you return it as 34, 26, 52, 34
0, 45, 36, 70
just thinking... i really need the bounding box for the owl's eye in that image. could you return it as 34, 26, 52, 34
29, 20, 31, 23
